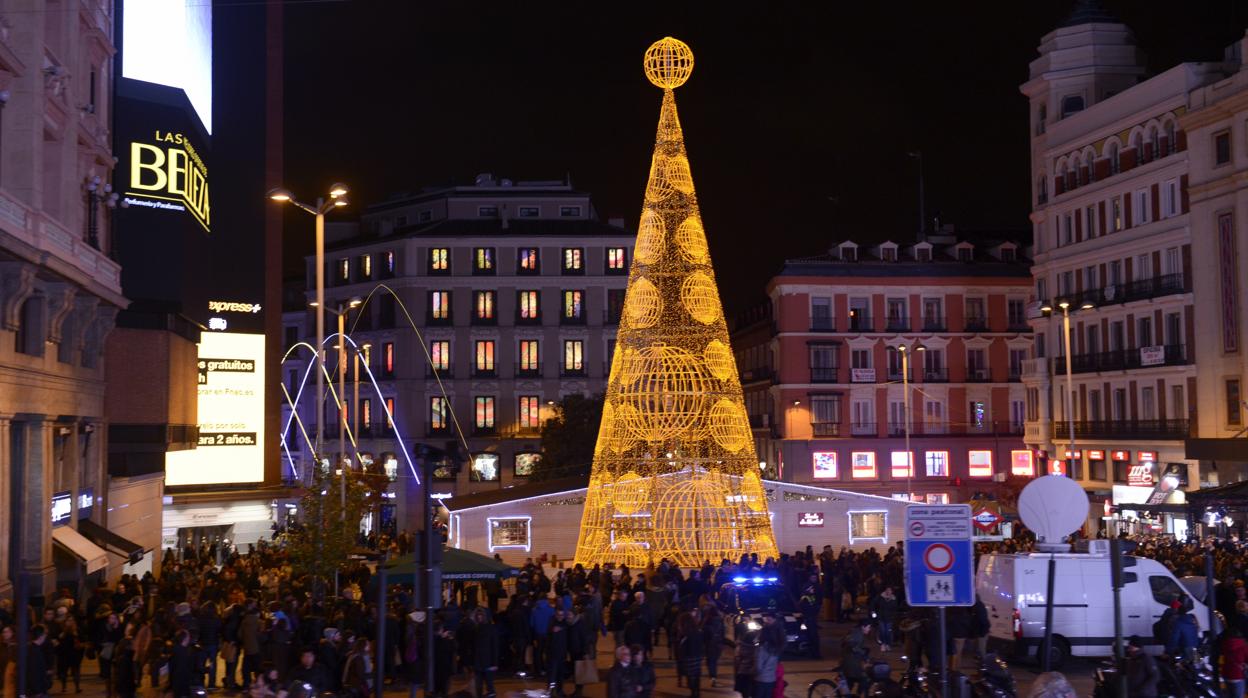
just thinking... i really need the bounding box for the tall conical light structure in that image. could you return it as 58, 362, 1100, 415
574, 37, 778, 568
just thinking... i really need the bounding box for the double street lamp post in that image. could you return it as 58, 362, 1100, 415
889, 342, 925, 496
1040, 298, 1094, 477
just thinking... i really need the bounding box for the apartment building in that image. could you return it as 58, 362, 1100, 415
282, 175, 633, 503
731, 233, 1033, 502
1020, 6, 1248, 510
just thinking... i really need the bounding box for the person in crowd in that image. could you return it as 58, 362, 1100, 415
632, 644, 656, 698
608, 590, 629, 648
546, 608, 570, 697
1222, 628, 1248, 698
240, 601, 263, 690
168, 629, 195, 698
840, 618, 872, 697
289, 646, 331, 693
342, 637, 374, 698
700, 604, 725, 687
197, 602, 222, 690
530, 594, 555, 678
471, 608, 499, 698
606, 645, 635, 698
868, 587, 899, 653
432, 622, 455, 698
1125, 635, 1160, 697
798, 586, 821, 659
55, 615, 84, 693
28, 625, 53, 698
733, 629, 757, 698
112, 631, 137, 698
752, 623, 784, 698
677, 613, 704, 698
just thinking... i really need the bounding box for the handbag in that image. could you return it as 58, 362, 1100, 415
99, 642, 116, 662
574, 658, 600, 685
221, 641, 238, 664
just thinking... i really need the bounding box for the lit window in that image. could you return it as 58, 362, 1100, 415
968, 450, 993, 477
519, 395, 540, 429
848, 511, 887, 543
970, 401, 986, 428
474, 396, 496, 430
851, 451, 876, 479
474, 340, 495, 372
926, 493, 949, 505
487, 515, 529, 550
607, 247, 628, 271
360, 254, 372, 279
518, 248, 540, 273
471, 453, 500, 482
925, 451, 949, 477
1228, 379, 1243, 426
475, 247, 495, 272
1010, 450, 1035, 477
361, 343, 372, 366
385, 397, 395, 429
430, 291, 451, 320
429, 248, 449, 272
474, 290, 496, 320
812, 452, 837, 479
563, 248, 583, 272
518, 290, 540, 320
518, 340, 540, 372
890, 451, 913, 478
563, 290, 584, 320
563, 339, 584, 372
383, 342, 395, 375
384, 251, 396, 275
430, 396, 449, 431
515, 453, 541, 476
360, 398, 372, 430
336, 258, 350, 281
430, 340, 450, 371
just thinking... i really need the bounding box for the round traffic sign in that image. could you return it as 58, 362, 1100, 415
909, 521, 925, 537
924, 543, 954, 573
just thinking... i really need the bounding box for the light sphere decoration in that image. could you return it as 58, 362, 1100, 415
606, 403, 637, 454
608, 537, 652, 569
616, 344, 709, 442
709, 398, 750, 453
651, 476, 739, 566
681, 271, 722, 324
676, 216, 710, 264
612, 472, 650, 515
703, 339, 736, 381
625, 277, 663, 328
645, 155, 676, 203
635, 209, 666, 263
644, 36, 694, 89
666, 154, 694, 194
741, 469, 767, 512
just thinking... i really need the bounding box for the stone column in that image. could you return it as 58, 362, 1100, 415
0, 415, 11, 600
16, 417, 56, 599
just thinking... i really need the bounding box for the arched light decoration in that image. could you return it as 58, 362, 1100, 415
574, 37, 779, 568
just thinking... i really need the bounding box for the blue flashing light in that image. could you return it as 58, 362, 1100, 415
766, 577, 779, 582
732, 576, 747, 583
752, 576, 765, 583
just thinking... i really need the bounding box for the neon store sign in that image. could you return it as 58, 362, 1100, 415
127, 130, 210, 232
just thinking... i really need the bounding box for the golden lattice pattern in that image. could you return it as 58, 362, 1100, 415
574, 37, 778, 569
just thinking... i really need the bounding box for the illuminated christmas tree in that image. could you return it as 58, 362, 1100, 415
574, 37, 778, 568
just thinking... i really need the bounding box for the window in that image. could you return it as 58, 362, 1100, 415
606, 247, 628, 272
471, 452, 499, 481
519, 396, 541, 430
1134, 189, 1150, 225
1148, 575, 1185, 607
811, 395, 841, 426
851, 349, 871, 369
518, 248, 540, 274
1111, 198, 1123, 232
385, 397, 395, 430
968, 450, 993, 477
1084, 205, 1097, 239
965, 298, 986, 328
1002, 246, 1016, 262
383, 342, 395, 376
809, 345, 838, 382
563, 340, 584, 373
812, 452, 838, 479
1010, 450, 1035, 477
1108, 141, 1120, 174
418, 210, 432, 223
1229, 379, 1243, 426
360, 398, 373, 431
881, 246, 897, 261
969, 400, 986, 428
812, 296, 833, 330
384, 251, 396, 276
1162, 179, 1179, 218
518, 340, 540, 373
1008, 299, 1025, 327
515, 453, 541, 476
430, 340, 450, 372
429, 291, 451, 321
957, 247, 973, 262
1215, 130, 1232, 166
474, 247, 495, 274
967, 350, 987, 379
916, 247, 932, 262
851, 451, 876, 479
925, 451, 949, 477
474, 340, 496, 375
1009, 348, 1026, 378
518, 206, 540, 218
474, 290, 496, 322
430, 396, 449, 432
926, 493, 949, 505
1061, 214, 1073, 246
562, 290, 584, 322
336, 258, 350, 282
607, 289, 625, 324
1138, 316, 1153, 347
559, 206, 581, 217
474, 397, 496, 432
1060, 95, 1083, 118
518, 290, 540, 322
478, 205, 499, 217
487, 515, 529, 550
359, 254, 373, 279
848, 511, 887, 543
429, 248, 449, 273
562, 248, 584, 273
1141, 386, 1156, 420
890, 451, 913, 478
1036, 103, 1046, 135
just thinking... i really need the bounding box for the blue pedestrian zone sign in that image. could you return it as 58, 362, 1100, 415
904, 504, 975, 607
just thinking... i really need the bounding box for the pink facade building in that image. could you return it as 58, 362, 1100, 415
731, 233, 1034, 502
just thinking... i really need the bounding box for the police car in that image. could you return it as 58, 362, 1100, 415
717, 576, 811, 655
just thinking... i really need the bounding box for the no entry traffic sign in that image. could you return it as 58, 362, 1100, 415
905, 504, 974, 607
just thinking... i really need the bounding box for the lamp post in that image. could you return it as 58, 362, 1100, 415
325, 298, 362, 519
268, 184, 349, 469
890, 342, 925, 497
1040, 299, 1093, 476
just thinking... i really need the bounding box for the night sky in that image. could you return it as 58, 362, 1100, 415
274, 1, 1245, 313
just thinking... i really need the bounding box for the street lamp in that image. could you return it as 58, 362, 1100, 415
1040, 298, 1094, 477
325, 297, 363, 519
268, 184, 349, 465
889, 342, 925, 497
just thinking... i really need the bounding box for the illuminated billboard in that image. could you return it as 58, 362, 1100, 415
125, 128, 210, 232
121, 0, 212, 133
166, 332, 265, 486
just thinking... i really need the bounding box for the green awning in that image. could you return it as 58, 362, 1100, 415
382, 547, 518, 582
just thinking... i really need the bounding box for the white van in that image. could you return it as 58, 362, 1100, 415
976, 551, 1216, 666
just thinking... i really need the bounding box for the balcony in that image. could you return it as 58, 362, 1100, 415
741, 366, 774, 382
1007, 319, 1031, 332
471, 314, 497, 326
886, 368, 913, 382
1054, 344, 1189, 374
515, 366, 543, 378
471, 366, 497, 378
749, 414, 772, 429
922, 367, 949, 382
473, 425, 498, 436
810, 366, 839, 383
560, 314, 586, 326
885, 316, 910, 332
848, 313, 873, 332
516, 313, 542, 326
850, 421, 877, 436
810, 316, 836, 332
427, 425, 451, 437
560, 365, 587, 377
811, 422, 841, 437
425, 364, 452, 378
604, 308, 622, 325
1059, 273, 1186, 311
1052, 419, 1190, 440
427, 314, 453, 327
965, 368, 992, 382
922, 315, 946, 332
964, 317, 988, 332
1008, 366, 1023, 382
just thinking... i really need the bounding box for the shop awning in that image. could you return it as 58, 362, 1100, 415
52, 526, 109, 574
383, 547, 518, 582
78, 519, 145, 564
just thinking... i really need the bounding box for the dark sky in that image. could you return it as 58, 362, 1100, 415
277, 1, 1244, 313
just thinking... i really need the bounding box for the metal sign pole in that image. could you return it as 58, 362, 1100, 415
424, 453, 436, 698
1041, 552, 1056, 671
376, 553, 388, 693
1110, 536, 1126, 698
938, 606, 948, 698
1207, 551, 1219, 687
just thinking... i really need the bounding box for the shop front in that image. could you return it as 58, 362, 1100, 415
162, 499, 275, 557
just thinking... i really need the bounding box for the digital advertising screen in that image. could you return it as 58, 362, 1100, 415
165, 332, 266, 486
121, 0, 212, 134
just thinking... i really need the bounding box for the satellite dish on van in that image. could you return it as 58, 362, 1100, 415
1017, 475, 1089, 552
